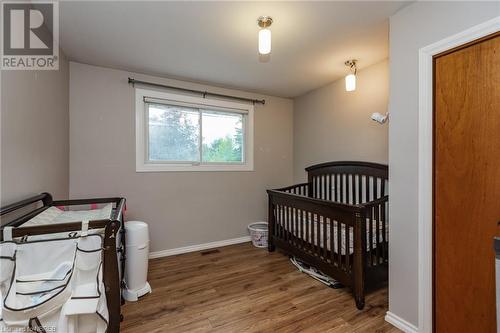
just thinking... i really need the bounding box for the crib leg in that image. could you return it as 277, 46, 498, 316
268, 239, 275, 252
268, 197, 276, 252
353, 211, 366, 310
354, 291, 365, 310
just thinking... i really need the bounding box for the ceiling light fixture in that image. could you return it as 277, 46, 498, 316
345, 59, 357, 92
257, 16, 273, 55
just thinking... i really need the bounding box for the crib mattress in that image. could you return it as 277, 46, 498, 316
278, 216, 387, 255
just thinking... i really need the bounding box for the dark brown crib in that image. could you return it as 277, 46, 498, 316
267, 161, 388, 309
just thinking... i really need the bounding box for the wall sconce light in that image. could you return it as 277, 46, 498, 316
345, 59, 357, 92
257, 16, 273, 55
371, 112, 389, 124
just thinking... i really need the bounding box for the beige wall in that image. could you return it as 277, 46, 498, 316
293, 60, 389, 182
69, 62, 294, 253
1, 53, 69, 206
388, 1, 499, 327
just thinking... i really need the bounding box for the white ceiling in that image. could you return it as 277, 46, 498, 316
60, 1, 408, 98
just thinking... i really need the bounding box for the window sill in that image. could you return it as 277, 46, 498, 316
136, 163, 254, 172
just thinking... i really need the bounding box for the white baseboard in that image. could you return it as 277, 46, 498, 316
385, 312, 419, 333
149, 236, 252, 259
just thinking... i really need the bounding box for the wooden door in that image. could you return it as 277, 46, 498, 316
434, 32, 500, 333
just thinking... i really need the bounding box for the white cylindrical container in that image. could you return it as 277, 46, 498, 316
123, 221, 152, 302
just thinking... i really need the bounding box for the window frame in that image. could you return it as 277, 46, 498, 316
135, 88, 254, 172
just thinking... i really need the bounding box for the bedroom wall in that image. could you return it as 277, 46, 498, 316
69, 62, 294, 253
1, 52, 70, 206
293, 60, 389, 182
388, 1, 499, 328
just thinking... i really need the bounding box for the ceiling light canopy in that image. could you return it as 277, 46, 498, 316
345, 59, 357, 92
257, 16, 273, 55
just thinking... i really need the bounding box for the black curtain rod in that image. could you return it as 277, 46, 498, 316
128, 78, 265, 105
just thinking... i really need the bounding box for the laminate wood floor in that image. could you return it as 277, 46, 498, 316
121, 242, 400, 333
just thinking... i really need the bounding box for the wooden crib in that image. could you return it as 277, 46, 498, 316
267, 161, 388, 309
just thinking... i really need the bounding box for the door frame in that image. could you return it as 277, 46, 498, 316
418, 17, 500, 333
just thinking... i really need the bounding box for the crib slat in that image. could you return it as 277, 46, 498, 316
283, 206, 290, 242
274, 206, 278, 238
292, 207, 296, 246
311, 212, 316, 254
381, 202, 387, 261
322, 175, 325, 200
304, 210, 308, 251
333, 174, 337, 202
295, 208, 299, 247
277, 205, 281, 240
317, 177, 320, 199
375, 203, 380, 265
313, 177, 317, 198
284, 206, 288, 242
336, 174, 339, 202
298, 209, 303, 249
340, 174, 344, 203
345, 174, 348, 204
287, 206, 291, 243
314, 177, 318, 199
298, 209, 302, 249
313, 214, 321, 255
280, 205, 284, 240
326, 174, 330, 200
330, 218, 334, 265
286, 206, 290, 243
277, 206, 280, 239
345, 226, 350, 270
323, 217, 328, 259
319, 177, 321, 198
284, 206, 288, 243
314, 214, 321, 257
325, 176, 327, 200
275, 205, 280, 239
367, 206, 373, 266
358, 175, 363, 204
365, 176, 370, 203
304, 210, 308, 250
350, 175, 356, 205
277, 206, 281, 239
337, 220, 342, 269
304, 211, 310, 250
311, 212, 315, 253
322, 175, 326, 199
294, 208, 298, 246
325, 176, 328, 200
353, 175, 357, 204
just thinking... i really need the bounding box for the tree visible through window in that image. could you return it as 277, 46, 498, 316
147, 103, 244, 164
202, 111, 243, 163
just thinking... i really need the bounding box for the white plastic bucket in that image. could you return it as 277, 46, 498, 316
248, 222, 268, 248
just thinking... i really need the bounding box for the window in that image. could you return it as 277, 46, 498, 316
136, 89, 254, 172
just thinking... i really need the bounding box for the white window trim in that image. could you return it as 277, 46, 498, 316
135, 88, 254, 172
